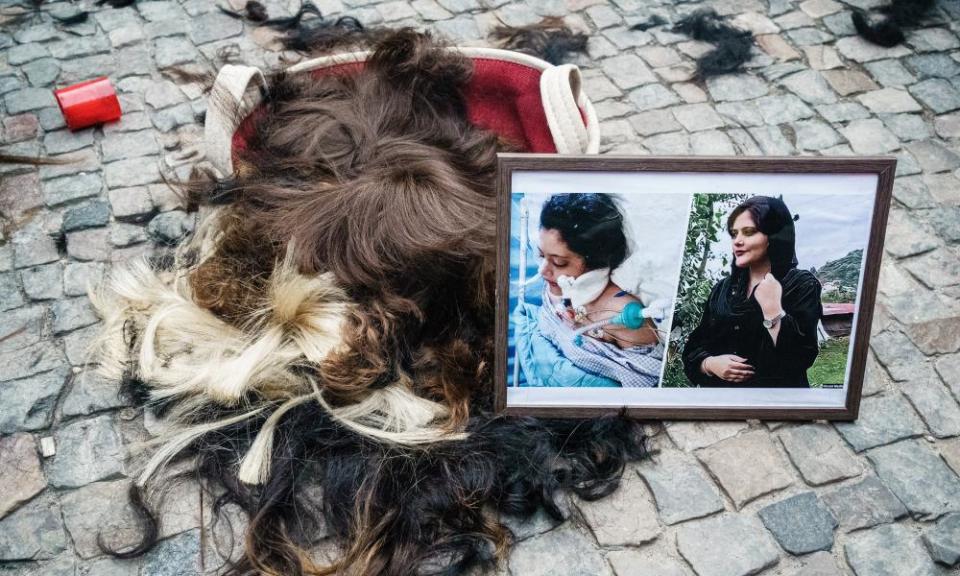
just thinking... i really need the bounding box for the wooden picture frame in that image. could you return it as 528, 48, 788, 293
494, 154, 895, 420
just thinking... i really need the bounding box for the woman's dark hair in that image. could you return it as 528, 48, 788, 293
726, 195, 799, 278
539, 193, 628, 271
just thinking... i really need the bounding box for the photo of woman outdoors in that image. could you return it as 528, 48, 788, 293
664, 192, 874, 389
682, 196, 822, 388
507, 182, 688, 389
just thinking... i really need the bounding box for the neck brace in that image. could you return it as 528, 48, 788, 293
557, 267, 610, 310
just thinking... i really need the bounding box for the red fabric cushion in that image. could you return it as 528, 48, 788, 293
231, 56, 557, 160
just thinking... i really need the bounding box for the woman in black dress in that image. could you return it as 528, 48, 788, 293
682, 196, 823, 388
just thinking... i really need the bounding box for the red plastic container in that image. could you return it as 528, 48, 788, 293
54, 77, 122, 131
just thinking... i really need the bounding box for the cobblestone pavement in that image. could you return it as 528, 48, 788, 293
2, 0, 960, 574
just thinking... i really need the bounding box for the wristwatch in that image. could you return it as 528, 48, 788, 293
763, 310, 786, 329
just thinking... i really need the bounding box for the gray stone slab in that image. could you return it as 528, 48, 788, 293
672, 103, 724, 132
637, 449, 725, 525
7, 43, 50, 66
922, 512, 959, 566
629, 109, 682, 136
0, 305, 43, 355
0, 272, 24, 312
0, 434, 46, 520
0, 494, 67, 561
61, 370, 129, 418
19, 263, 62, 302
816, 102, 871, 123
706, 73, 769, 101
906, 53, 960, 79
698, 430, 794, 508
905, 140, 960, 174
781, 70, 837, 104
758, 492, 837, 555
43, 173, 103, 207
4, 88, 58, 115
628, 84, 680, 111
63, 262, 107, 297
509, 524, 612, 576
47, 414, 125, 488
835, 36, 911, 62
22, 58, 60, 87
153, 36, 201, 69
901, 374, 960, 438
677, 514, 780, 576
792, 120, 842, 151
910, 79, 960, 114
105, 157, 162, 189
601, 54, 656, 90
665, 421, 748, 451
834, 393, 926, 452
792, 551, 843, 575
147, 210, 194, 245
102, 130, 159, 163
606, 548, 691, 576
756, 93, 815, 124
46, 36, 110, 60
778, 424, 862, 485
0, 338, 67, 387
60, 480, 145, 559
840, 119, 900, 154
0, 366, 67, 433
188, 11, 244, 44
692, 130, 736, 155
857, 88, 923, 113
868, 439, 960, 519
576, 471, 660, 546
66, 228, 112, 262
77, 556, 140, 576
845, 523, 938, 576
879, 113, 932, 142
51, 297, 98, 335
63, 200, 111, 233
141, 530, 201, 576
865, 59, 916, 88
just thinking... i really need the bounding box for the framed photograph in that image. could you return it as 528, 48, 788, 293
494, 154, 895, 420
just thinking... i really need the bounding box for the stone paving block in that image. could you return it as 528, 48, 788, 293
4, 88, 58, 115
78, 556, 140, 576
835, 393, 926, 451
868, 439, 960, 519
857, 87, 922, 113
576, 470, 660, 546
0, 341, 67, 388
878, 113, 931, 141
63, 262, 107, 297
102, 130, 160, 163
845, 523, 938, 576
189, 11, 244, 44
775, 10, 815, 30
22, 58, 60, 87
51, 297, 98, 335
47, 414, 125, 488
641, 131, 690, 154
627, 84, 680, 112
909, 78, 960, 114
637, 449, 725, 525
0, 272, 25, 312
756, 34, 802, 61
903, 247, 960, 289
0, 494, 67, 561
110, 222, 149, 248
60, 479, 145, 559
20, 263, 63, 301
0, 434, 47, 520
673, 82, 708, 103
61, 370, 129, 418
714, 101, 764, 128
778, 424, 862, 485
884, 209, 939, 258
758, 492, 837, 555
1, 114, 39, 144
816, 101, 871, 123
666, 421, 748, 451
821, 475, 908, 532
629, 110, 682, 136
607, 548, 691, 576
509, 524, 612, 576
906, 27, 959, 52
153, 36, 201, 69
671, 103, 724, 132
750, 125, 795, 155
691, 130, 736, 155
786, 27, 833, 47
141, 529, 201, 576
731, 12, 779, 34
905, 53, 960, 79
63, 200, 111, 233
0, 305, 44, 355
706, 74, 770, 102
63, 324, 101, 367
7, 43, 50, 66
840, 118, 900, 154
698, 430, 794, 508
894, 291, 960, 355
923, 512, 960, 566
601, 54, 657, 90
864, 58, 915, 87
905, 140, 960, 174
677, 514, 780, 576
105, 157, 162, 189
792, 551, 842, 575
792, 119, 841, 151
108, 184, 155, 220
756, 94, 814, 124
835, 36, 911, 62
43, 173, 103, 207
936, 112, 960, 138
823, 69, 882, 97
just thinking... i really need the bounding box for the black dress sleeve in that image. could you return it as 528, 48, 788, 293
764, 271, 822, 373
682, 283, 722, 387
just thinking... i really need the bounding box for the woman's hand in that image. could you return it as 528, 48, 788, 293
702, 355, 755, 383
754, 273, 784, 318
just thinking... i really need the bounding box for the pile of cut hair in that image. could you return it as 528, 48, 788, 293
91, 29, 648, 576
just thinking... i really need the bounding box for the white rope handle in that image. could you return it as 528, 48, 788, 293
204, 64, 267, 177
540, 64, 600, 154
